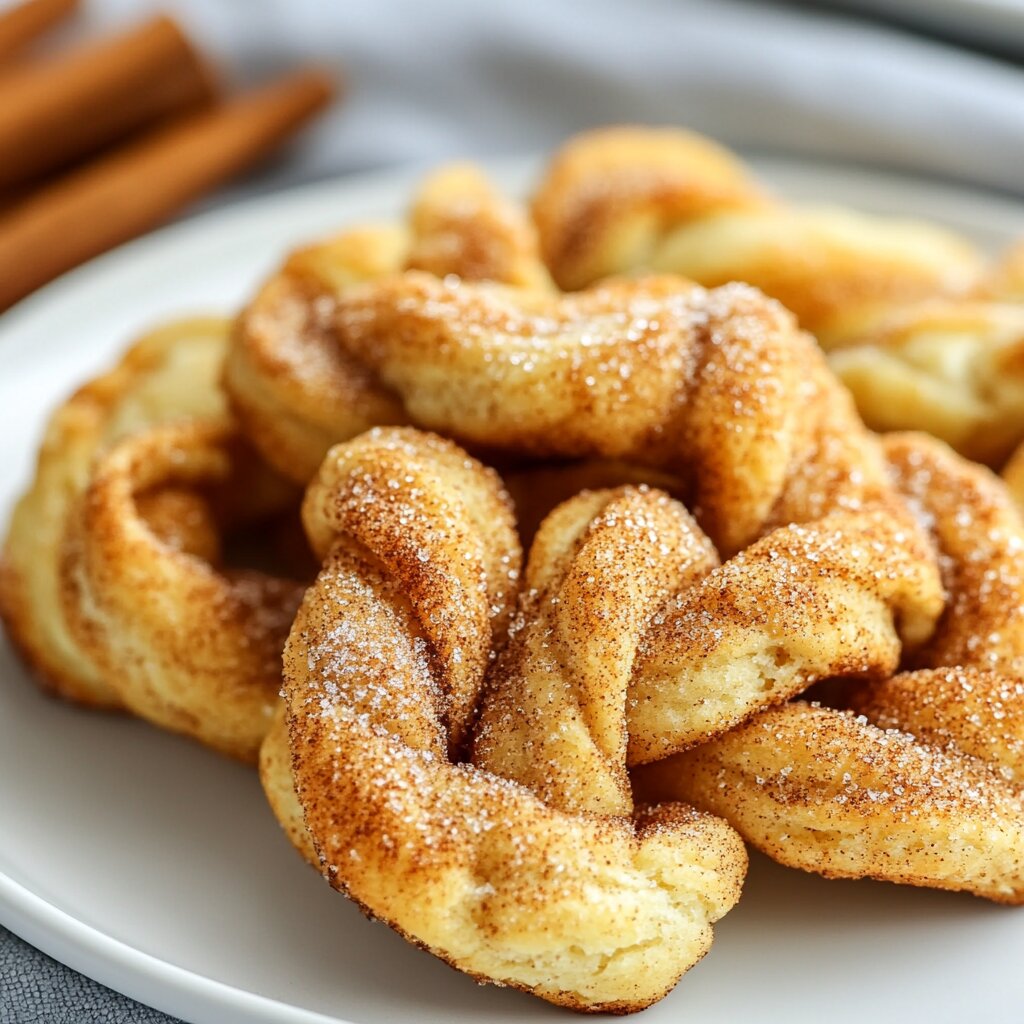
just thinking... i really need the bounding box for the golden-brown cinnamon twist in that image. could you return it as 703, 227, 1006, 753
885, 432, 1024, 674
623, 504, 943, 763
330, 273, 894, 555
636, 670, 1024, 903
223, 165, 553, 483
0, 318, 231, 705
638, 433, 1024, 900
473, 485, 720, 814
269, 430, 748, 1012
61, 420, 304, 761
828, 301, 1024, 466
531, 126, 982, 344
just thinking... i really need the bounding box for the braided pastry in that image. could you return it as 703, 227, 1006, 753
223, 165, 552, 484
60, 420, 303, 761
637, 432, 1024, 898
885, 432, 1024, 673
531, 126, 982, 344
473, 485, 720, 814
269, 429, 747, 1012
330, 273, 894, 555
828, 301, 1024, 466
636, 670, 1024, 903
624, 504, 943, 763
0, 318, 231, 705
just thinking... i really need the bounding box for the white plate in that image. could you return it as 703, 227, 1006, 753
2, 158, 1024, 1024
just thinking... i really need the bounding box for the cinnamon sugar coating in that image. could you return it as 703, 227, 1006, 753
60, 420, 303, 761
849, 668, 1024, 789
531, 126, 981, 343
268, 430, 746, 1012
223, 165, 552, 484
627, 505, 944, 762
0, 317, 232, 705
331, 273, 892, 555
474, 486, 720, 815
639, 669, 1024, 904
885, 432, 1024, 674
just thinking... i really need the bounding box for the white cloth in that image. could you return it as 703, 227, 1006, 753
77, 0, 1024, 195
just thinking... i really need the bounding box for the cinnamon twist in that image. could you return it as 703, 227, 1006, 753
636, 671, 1024, 903
269, 430, 748, 1012
223, 165, 552, 483
638, 432, 1024, 899
0, 317, 231, 705
531, 127, 981, 344
828, 301, 1024, 466
473, 485, 720, 814
61, 420, 303, 760
885, 432, 1024, 674
330, 273, 894, 555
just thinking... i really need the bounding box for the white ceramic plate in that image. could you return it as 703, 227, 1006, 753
3, 159, 1024, 1024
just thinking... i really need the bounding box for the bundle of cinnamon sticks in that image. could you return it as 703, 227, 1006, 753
0, 0, 336, 311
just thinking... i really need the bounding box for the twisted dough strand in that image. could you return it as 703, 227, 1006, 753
637, 676, 1024, 903
626, 505, 943, 762
224, 164, 552, 483
274, 429, 746, 1012
531, 126, 981, 343
885, 432, 1024, 674
332, 273, 893, 555
0, 317, 230, 705
639, 434, 1024, 900
473, 485, 719, 815
61, 420, 303, 760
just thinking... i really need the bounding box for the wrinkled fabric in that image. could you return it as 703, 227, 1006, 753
0, 927, 181, 1023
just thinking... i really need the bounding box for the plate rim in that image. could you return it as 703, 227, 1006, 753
1, 154, 1023, 1024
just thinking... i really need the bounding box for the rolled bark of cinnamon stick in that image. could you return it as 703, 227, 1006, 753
0, 68, 334, 312
0, 14, 217, 191
0, 0, 79, 62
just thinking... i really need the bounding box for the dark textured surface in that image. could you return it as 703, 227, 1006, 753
0, 926, 180, 1024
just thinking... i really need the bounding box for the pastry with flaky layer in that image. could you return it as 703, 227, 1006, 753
530, 126, 981, 344
223, 164, 553, 484
1, 318, 231, 706
265, 429, 748, 1012
637, 669, 1024, 904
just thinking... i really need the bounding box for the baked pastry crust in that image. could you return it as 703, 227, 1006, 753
60, 420, 303, 760
531, 126, 981, 343
0, 317, 230, 705
223, 165, 552, 483
271, 429, 747, 1012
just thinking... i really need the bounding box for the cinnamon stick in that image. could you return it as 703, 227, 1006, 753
0, 69, 335, 311
0, 0, 79, 62
0, 14, 217, 191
